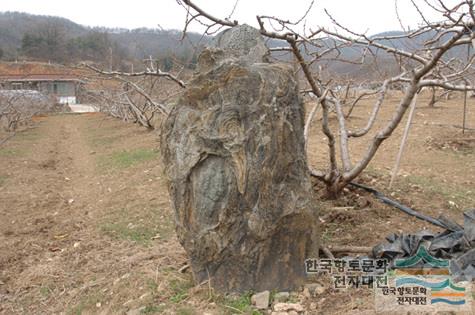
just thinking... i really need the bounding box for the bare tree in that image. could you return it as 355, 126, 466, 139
427, 86, 454, 107
82, 57, 186, 129
0, 90, 53, 132
178, 0, 475, 198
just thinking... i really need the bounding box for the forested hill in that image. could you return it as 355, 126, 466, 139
0, 12, 208, 70
0, 11, 470, 78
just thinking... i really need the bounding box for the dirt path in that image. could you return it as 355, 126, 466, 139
0, 114, 188, 314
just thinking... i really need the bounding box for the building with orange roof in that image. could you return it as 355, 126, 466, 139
0, 62, 84, 104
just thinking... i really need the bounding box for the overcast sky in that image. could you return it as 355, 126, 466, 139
0, 0, 457, 35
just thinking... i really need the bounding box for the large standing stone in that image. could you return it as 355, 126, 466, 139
161, 25, 318, 292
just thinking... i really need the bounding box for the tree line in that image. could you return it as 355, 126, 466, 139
0, 12, 203, 71
20, 24, 125, 65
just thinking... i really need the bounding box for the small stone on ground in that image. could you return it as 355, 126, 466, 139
251, 290, 270, 309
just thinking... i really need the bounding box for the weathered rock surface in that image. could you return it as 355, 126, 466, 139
161, 25, 318, 292
251, 290, 270, 309
211, 24, 269, 64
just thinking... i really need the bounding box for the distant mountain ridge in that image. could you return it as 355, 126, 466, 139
0, 12, 87, 56
0, 11, 208, 68
0, 12, 471, 79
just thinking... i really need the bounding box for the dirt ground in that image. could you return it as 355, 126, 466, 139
0, 93, 474, 314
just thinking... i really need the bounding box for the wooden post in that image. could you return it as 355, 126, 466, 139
463, 43, 470, 134
463, 90, 467, 134
389, 93, 419, 189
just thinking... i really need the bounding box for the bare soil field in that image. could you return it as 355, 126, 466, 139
0, 94, 474, 314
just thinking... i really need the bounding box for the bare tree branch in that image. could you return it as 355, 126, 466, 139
83, 63, 186, 88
